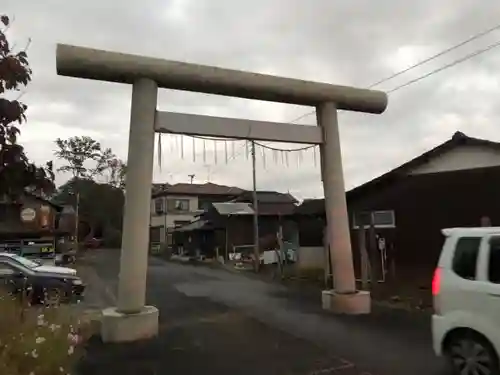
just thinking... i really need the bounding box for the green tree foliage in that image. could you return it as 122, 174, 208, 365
54, 135, 127, 188
53, 135, 127, 247
54, 136, 105, 179
0, 15, 54, 198
107, 157, 127, 190
52, 178, 124, 247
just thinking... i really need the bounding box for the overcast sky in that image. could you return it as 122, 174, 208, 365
3, 0, 500, 200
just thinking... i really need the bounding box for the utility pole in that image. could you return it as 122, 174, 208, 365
75, 191, 80, 252
251, 140, 260, 273
204, 165, 212, 182
357, 212, 369, 290
188, 174, 195, 184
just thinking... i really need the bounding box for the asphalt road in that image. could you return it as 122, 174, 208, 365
79, 249, 448, 375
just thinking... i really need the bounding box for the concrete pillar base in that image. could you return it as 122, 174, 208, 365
321, 290, 371, 315
101, 305, 159, 343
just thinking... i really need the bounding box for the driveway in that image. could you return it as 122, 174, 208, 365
80, 249, 447, 375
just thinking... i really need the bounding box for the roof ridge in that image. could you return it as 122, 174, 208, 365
345, 130, 500, 198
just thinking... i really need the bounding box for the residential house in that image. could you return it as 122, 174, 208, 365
150, 182, 244, 246
152, 183, 170, 195
172, 190, 300, 258
172, 202, 253, 258
0, 193, 65, 240
294, 131, 500, 286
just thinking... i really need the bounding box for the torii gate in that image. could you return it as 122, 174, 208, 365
56, 44, 387, 342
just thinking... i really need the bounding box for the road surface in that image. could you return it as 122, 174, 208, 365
78, 249, 447, 375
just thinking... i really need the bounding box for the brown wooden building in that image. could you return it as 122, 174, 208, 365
295, 131, 500, 286
0, 192, 67, 241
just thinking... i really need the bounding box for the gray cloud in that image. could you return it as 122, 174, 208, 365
3, 0, 500, 199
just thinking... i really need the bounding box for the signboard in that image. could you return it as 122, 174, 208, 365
20, 207, 36, 223
0, 240, 54, 259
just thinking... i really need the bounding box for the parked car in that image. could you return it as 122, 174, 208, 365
0, 252, 85, 305
432, 227, 500, 375
55, 251, 77, 266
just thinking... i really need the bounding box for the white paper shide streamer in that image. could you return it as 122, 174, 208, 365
158, 133, 319, 170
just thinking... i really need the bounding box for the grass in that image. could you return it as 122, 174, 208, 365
268, 264, 433, 312
0, 286, 94, 375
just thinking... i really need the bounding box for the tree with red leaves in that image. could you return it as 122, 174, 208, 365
0, 15, 54, 199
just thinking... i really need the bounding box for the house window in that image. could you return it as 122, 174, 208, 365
167, 199, 190, 212
154, 198, 164, 214
352, 210, 396, 229
150, 226, 163, 243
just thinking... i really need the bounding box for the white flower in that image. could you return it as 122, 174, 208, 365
68, 346, 74, 355
67, 333, 80, 345
49, 324, 61, 332
59, 367, 64, 372
31, 349, 38, 358
35, 337, 46, 344
37, 315, 46, 327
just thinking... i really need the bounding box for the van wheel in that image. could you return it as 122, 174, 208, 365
444, 332, 499, 375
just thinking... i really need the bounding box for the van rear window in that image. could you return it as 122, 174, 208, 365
452, 237, 481, 280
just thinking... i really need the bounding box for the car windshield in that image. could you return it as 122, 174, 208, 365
10, 254, 41, 269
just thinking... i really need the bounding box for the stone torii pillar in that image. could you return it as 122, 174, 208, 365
56, 44, 388, 342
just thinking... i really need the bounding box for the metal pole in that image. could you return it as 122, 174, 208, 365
357, 213, 369, 290
163, 198, 167, 246
251, 141, 260, 273
75, 191, 80, 251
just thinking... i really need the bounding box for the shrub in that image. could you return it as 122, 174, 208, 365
0, 287, 92, 375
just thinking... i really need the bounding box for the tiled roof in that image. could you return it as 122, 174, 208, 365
153, 182, 244, 197
234, 190, 298, 204
172, 220, 213, 232
152, 183, 170, 195
212, 202, 255, 215
257, 202, 297, 216
294, 131, 500, 215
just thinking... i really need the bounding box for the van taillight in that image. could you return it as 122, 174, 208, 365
432, 267, 441, 296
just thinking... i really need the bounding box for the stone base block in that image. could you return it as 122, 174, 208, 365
101, 305, 159, 343
322, 290, 371, 314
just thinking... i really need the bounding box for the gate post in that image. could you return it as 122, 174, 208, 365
101, 78, 160, 342
318, 102, 370, 314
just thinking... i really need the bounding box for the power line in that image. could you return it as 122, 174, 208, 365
367, 21, 500, 89
217, 35, 500, 159
387, 38, 500, 93
280, 21, 500, 125
166, 22, 500, 175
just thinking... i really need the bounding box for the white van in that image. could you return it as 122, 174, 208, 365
433, 227, 500, 375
